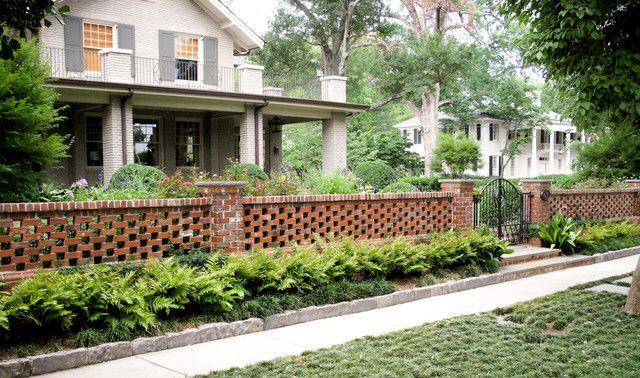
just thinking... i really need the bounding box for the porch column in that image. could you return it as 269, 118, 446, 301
530, 128, 539, 177
565, 131, 572, 173
238, 105, 265, 169
549, 129, 555, 173
322, 112, 347, 173
102, 95, 134, 184
320, 75, 348, 173
268, 127, 283, 173
238, 64, 264, 95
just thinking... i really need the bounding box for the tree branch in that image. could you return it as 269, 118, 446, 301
369, 94, 402, 110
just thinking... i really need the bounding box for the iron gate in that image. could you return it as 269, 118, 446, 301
473, 178, 532, 244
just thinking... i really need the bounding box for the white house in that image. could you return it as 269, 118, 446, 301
394, 113, 585, 178
38, 0, 367, 185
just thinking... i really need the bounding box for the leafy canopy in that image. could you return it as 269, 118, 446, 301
501, 0, 640, 131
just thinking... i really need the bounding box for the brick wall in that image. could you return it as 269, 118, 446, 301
241, 192, 454, 251
549, 188, 639, 220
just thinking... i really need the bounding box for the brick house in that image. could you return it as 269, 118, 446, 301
39, 0, 367, 185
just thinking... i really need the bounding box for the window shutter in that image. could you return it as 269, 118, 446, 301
118, 24, 135, 77
64, 16, 84, 72
203, 37, 219, 85
159, 30, 175, 81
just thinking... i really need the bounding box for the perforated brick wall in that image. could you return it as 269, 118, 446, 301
549, 188, 640, 220
241, 192, 454, 251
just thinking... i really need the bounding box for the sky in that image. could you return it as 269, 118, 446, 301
225, 0, 279, 36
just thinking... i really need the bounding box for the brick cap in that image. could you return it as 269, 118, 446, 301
439, 179, 475, 183
196, 181, 246, 187
520, 179, 554, 183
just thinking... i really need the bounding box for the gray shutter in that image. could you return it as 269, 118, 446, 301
64, 16, 83, 72
118, 24, 135, 77
158, 30, 175, 81
203, 37, 218, 85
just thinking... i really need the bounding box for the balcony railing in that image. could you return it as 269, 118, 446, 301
41, 47, 323, 100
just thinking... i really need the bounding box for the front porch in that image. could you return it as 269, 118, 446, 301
47, 77, 367, 185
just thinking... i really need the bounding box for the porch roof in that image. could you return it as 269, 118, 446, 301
47, 79, 370, 120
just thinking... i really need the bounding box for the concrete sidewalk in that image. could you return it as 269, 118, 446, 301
42, 255, 639, 378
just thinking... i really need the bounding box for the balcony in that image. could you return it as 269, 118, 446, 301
41, 47, 323, 101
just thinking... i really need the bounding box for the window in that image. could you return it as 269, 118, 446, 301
175, 35, 199, 81
85, 116, 103, 166
402, 129, 408, 139
540, 130, 550, 143
413, 128, 422, 145
489, 123, 498, 141
555, 131, 566, 145
133, 118, 161, 166
176, 120, 201, 166
489, 155, 500, 176
510, 159, 516, 176
476, 124, 482, 141
83, 22, 113, 71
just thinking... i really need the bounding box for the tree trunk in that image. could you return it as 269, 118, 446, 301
625, 258, 640, 314
420, 84, 440, 176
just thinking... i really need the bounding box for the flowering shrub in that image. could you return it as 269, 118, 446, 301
156, 171, 200, 198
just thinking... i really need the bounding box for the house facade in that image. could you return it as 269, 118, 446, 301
39, 0, 366, 185
394, 113, 585, 178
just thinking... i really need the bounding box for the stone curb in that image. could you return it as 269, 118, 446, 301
2, 246, 639, 377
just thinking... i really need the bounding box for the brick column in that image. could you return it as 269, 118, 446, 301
238, 105, 265, 169
197, 182, 246, 253
102, 95, 134, 185
322, 112, 347, 173
521, 179, 553, 223
440, 180, 474, 230
625, 180, 640, 216
238, 64, 264, 94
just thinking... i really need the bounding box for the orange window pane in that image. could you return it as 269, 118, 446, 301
83, 22, 113, 49
83, 49, 101, 71
175, 36, 199, 60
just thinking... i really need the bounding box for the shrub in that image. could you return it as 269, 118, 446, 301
380, 181, 419, 193
156, 170, 199, 198
223, 162, 268, 182
354, 160, 397, 192
108, 164, 165, 193
575, 221, 640, 254
303, 171, 359, 194
244, 173, 302, 196
429, 132, 482, 178
537, 212, 583, 254
399, 176, 440, 192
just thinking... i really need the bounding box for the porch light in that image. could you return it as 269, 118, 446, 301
269, 116, 283, 133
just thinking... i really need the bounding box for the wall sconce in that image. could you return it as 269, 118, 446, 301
269, 116, 283, 133
273, 146, 280, 155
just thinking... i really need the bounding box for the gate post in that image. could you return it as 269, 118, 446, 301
521, 179, 552, 224
625, 180, 640, 216
196, 181, 246, 253
440, 180, 475, 230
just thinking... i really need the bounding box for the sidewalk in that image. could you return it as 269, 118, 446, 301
42, 254, 639, 378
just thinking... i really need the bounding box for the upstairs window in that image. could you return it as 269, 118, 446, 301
83, 22, 113, 72
507, 130, 517, 140
489, 123, 498, 141
413, 128, 422, 145
175, 35, 199, 81
476, 124, 482, 141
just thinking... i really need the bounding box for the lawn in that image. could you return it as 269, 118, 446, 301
207, 275, 640, 377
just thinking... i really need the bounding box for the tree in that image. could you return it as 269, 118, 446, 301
483, 76, 547, 176
626, 258, 640, 314
501, 0, 640, 132
0, 39, 68, 202
0, 0, 69, 58
274, 0, 387, 76
573, 125, 640, 182
378, 0, 477, 175
429, 132, 482, 178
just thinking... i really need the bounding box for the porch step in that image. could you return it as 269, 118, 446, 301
501, 245, 562, 266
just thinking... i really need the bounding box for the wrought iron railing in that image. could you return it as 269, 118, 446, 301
40, 47, 324, 100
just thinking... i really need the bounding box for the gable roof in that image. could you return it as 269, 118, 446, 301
194, 0, 264, 53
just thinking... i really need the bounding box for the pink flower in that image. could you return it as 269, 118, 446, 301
162, 176, 170, 182
183, 181, 193, 187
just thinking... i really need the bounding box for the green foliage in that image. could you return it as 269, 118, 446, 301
0, 231, 511, 341
537, 212, 583, 254
429, 132, 482, 178
108, 164, 165, 193
380, 182, 418, 193
502, 0, 640, 132
536, 174, 581, 189
223, 162, 269, 182
399, 177, 440, 192
156, 170, 199, 199
354, 160, 397, 192
0, 39, 69, 202
575, 221, 640, 255
303, 171, 359, 194
573, 125, 640, 181
243, 173, 302, 197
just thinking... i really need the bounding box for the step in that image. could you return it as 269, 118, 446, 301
501, 245, 562, 266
